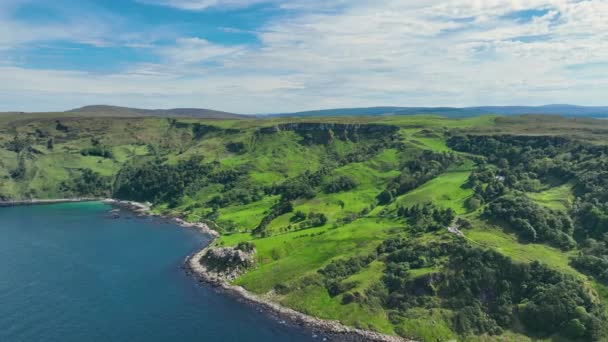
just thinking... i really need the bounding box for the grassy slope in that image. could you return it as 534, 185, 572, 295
3, 113, 608, 341
392, 162, 474, 214
527, 183, 574, 211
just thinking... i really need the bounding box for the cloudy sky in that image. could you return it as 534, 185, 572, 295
0, 0, 606, 113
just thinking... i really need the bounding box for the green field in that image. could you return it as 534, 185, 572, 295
527, 183, 574, 211
392, 164, 474, 214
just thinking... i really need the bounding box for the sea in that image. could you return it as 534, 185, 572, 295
0, 202, 316, 342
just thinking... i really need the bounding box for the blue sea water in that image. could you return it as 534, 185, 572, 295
0, 202, 314, 342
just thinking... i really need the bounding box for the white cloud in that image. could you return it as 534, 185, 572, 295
138, 0, 272, 11
159, 37, 243, 64
1, 0, 608, 112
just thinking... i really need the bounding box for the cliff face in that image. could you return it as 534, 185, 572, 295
257, 123, 399, 145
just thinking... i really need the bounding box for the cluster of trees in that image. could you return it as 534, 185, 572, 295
290, 210, 307, 222
336, 206, 372, 225
380, 238, 450, 280
10, 157, 26, 180
268, 167, 331, 201
575, 202, 608, 240
485, 195, 575, 249
338, 142, 394, 164
378, 151, 458, 204
396, 202, 455, 233
113, 156, 216, 205
207, 187, 264, 208
60, 169, 111, 197
252, 199, 294, 236
289, 210, 328, 229
447, 135, 569, 167
299, 212, 328, 229
449, 134, 608, 248
323, 175, 357, 193
571, 237, 608, 284
226, 141, 246, 153
318, 254, 376, 297
374, 238, 608, 339
191, 123, 225, 140
465, 165, 508, 207
448, 135, 572, 204
80, 146, 113, 159
114, 155, 249, 208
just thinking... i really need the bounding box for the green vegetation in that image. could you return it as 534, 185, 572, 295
485, 194, 575, 249
4, 113, 608, 341
527, 183, 574, 211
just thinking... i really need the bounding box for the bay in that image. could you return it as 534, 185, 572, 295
0, 202, 314, 342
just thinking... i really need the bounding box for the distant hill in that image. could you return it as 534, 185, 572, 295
3, 104, 608, 120
67, 105, 248, 119
273, 105, 608, 118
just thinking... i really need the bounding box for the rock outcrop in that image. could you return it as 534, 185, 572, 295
200, 246, 256, 281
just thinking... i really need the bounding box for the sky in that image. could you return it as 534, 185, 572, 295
0, 0, 607, 113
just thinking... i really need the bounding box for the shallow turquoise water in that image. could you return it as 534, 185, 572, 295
0, 202, 314, 341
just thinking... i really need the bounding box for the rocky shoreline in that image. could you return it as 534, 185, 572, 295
4, 198, 413, 342
186, 247, 413, 342
102, 199, 219, 238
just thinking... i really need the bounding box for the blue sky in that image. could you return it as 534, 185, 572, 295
0, 0, 607, 113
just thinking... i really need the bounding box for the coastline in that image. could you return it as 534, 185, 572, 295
106, 200, 412, 342
4, 198, 413, 342
102, 199, 220, 238
186, 247, 413, 342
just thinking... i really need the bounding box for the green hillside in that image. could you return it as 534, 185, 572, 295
3, 113, 608, 341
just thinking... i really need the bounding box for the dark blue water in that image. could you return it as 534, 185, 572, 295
0, 202, 314, 342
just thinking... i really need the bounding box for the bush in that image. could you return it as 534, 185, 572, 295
290, 211, 307, 222
226, 141, 246, 153
81, 146, 113, 159
236, 241, 255, 253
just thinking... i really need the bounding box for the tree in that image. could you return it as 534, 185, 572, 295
465, 196, 482, 211
377, 189, 393, 205
291, 211, 306, 222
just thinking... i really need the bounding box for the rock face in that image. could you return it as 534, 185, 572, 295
200, 246, 256, 281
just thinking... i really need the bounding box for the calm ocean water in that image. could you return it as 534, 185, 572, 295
0, 202, 315, 342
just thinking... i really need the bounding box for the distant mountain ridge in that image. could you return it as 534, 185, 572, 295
67, 105, 248, 119
271, 105, 608, 118
3, 104, 608, 119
